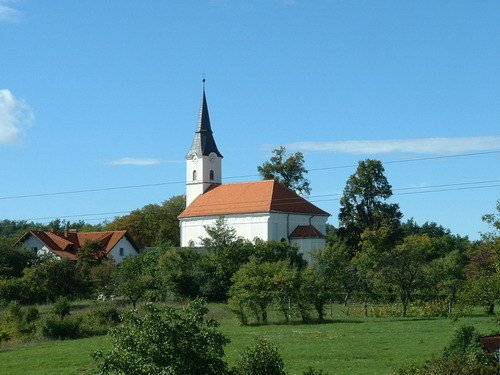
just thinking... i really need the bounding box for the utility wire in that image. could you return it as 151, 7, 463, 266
6, 179, 499, 224
1, 150, 499, 201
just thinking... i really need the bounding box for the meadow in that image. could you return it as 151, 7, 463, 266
0, 303, 498, 375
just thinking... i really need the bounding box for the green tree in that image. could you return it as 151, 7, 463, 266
381, 234, 432, 316
93, 300, 230, 375
107, 195, 185, 249
258, 146, 311, 196
201, 216, 242, 250
237, 337, 287, 375
114, 255, 152, 308
338, 159, 402, 250
0, 244, 38, 279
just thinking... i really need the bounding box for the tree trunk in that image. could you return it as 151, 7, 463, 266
364, 299, 368, 317
487, 303, 495, 315
344, 292, 351, 307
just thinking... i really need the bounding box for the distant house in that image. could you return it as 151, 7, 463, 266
14, 230, 139, 264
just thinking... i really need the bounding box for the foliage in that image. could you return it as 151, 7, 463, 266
202, 216, 242, 250
229, 258, 297, 324
41, 315, 82, 340
114, 254, 153, 308
0, 302, 40, 338
106, 195, 185, 249
302, 368, 330, 375
50, 297, 71, 319
338, 159, 402, 250
80, 303, 122, 336
236, 337, 287, 375
0, 244, 38, 279
93, 300, 230, 375
258, 146, 311, 196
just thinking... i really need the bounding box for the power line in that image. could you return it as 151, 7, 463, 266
6, 178, 499, 224
0, 149, 498, 201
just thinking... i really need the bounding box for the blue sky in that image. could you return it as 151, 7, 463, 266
0, 0, 499, 239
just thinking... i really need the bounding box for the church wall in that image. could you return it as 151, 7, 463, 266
180, 213, 271, 247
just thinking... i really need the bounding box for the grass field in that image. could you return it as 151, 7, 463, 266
0, 303, 498, 375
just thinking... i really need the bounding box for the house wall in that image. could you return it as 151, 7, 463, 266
108, 237, 138, 264
21, 235, 56, 258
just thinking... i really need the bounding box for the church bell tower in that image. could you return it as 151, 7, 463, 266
185, 81, 223, 207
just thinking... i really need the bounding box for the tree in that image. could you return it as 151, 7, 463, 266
258, 146, 311, 196
93, 300, 230, 375
107, 195, 185, 249
201, 217, 241, 250
0, 244, 38, 279
114, 254, 153, 308
237, 337, 287, 375
338, 159, 402, 250
381, 234, 431, 316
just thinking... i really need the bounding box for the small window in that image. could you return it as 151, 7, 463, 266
209, 170, 214, 181
119, 247, 124, 256
188, 240, 195, 248
253, 237, 263, 245
32, 246, 38, 252
192, 170, 197, 181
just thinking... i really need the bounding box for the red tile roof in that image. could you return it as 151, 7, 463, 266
178, 180, 330, 218
289, 225, 325, 238
15, 230, 134, 260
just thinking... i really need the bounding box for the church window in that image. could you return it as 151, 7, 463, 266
192, 170, 197, 181
209, 170, 214, 181
253, 237, 263, 245
188, 240, 195, 248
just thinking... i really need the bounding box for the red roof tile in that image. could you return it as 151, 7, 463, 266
178, 180, 330, 218
289, 225, 325, 238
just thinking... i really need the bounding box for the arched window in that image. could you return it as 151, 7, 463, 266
192, 170, 197, 181
188, 240, 195, 248
253, 237, 263, 245
209, 170, 214, 181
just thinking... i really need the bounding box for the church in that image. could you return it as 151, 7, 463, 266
178, 86, 330, 256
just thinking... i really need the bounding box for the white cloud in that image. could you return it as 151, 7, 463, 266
106, 157, 182, 166
283, 136, 500, 155
0, 89, 34, 144
0, 1, 22, 22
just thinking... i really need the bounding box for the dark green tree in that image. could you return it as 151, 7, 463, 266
93, 300, 230, 375
338, 159, 402, 250
114, 254, 153, 308
258, 146, 311, 196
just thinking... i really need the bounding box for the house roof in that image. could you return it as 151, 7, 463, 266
14, 230, 136, 260
289, 225, 325, 239
178, 180, 330, 218
186, 85, 223, 158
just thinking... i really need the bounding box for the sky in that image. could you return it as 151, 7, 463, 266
0, 0, 499, 239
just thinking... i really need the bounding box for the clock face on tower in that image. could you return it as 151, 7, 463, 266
192, 154, 198, 164
209, 153, 216, 163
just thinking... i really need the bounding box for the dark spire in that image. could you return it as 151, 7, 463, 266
187, 81, 223, 158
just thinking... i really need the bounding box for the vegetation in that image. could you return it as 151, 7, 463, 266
258, 146, 311, 196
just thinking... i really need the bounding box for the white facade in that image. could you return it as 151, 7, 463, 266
186, 151, 222, 207
22, 235, 55, 258
180, 212, 328, 257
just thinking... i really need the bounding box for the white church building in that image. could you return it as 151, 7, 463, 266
178, 86, 330, 256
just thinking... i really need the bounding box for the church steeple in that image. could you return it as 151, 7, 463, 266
185, 81, 223, 207
187, 82, 223, 158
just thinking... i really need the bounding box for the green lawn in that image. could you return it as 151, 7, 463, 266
0, 303, 498, 375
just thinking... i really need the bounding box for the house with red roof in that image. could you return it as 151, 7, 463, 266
15, 230, 139, 264
178, 85, 330, 256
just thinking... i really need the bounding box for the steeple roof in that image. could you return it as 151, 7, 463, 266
186, 84, 223, 158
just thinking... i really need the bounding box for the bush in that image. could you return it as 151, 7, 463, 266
50, 297, 71, 319
80, 304, 121, 336
237, 337, 287, 375
1, 302, 40, 337
41, 315, 81, 340
303, 368, 330, 375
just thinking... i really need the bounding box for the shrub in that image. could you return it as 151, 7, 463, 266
1, 302, 40, 337
80, 304, 121, 336
93, 300, 230, 375
237, 337, 287, 375
50, 297, 71, 319
41, 315, 81, 340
